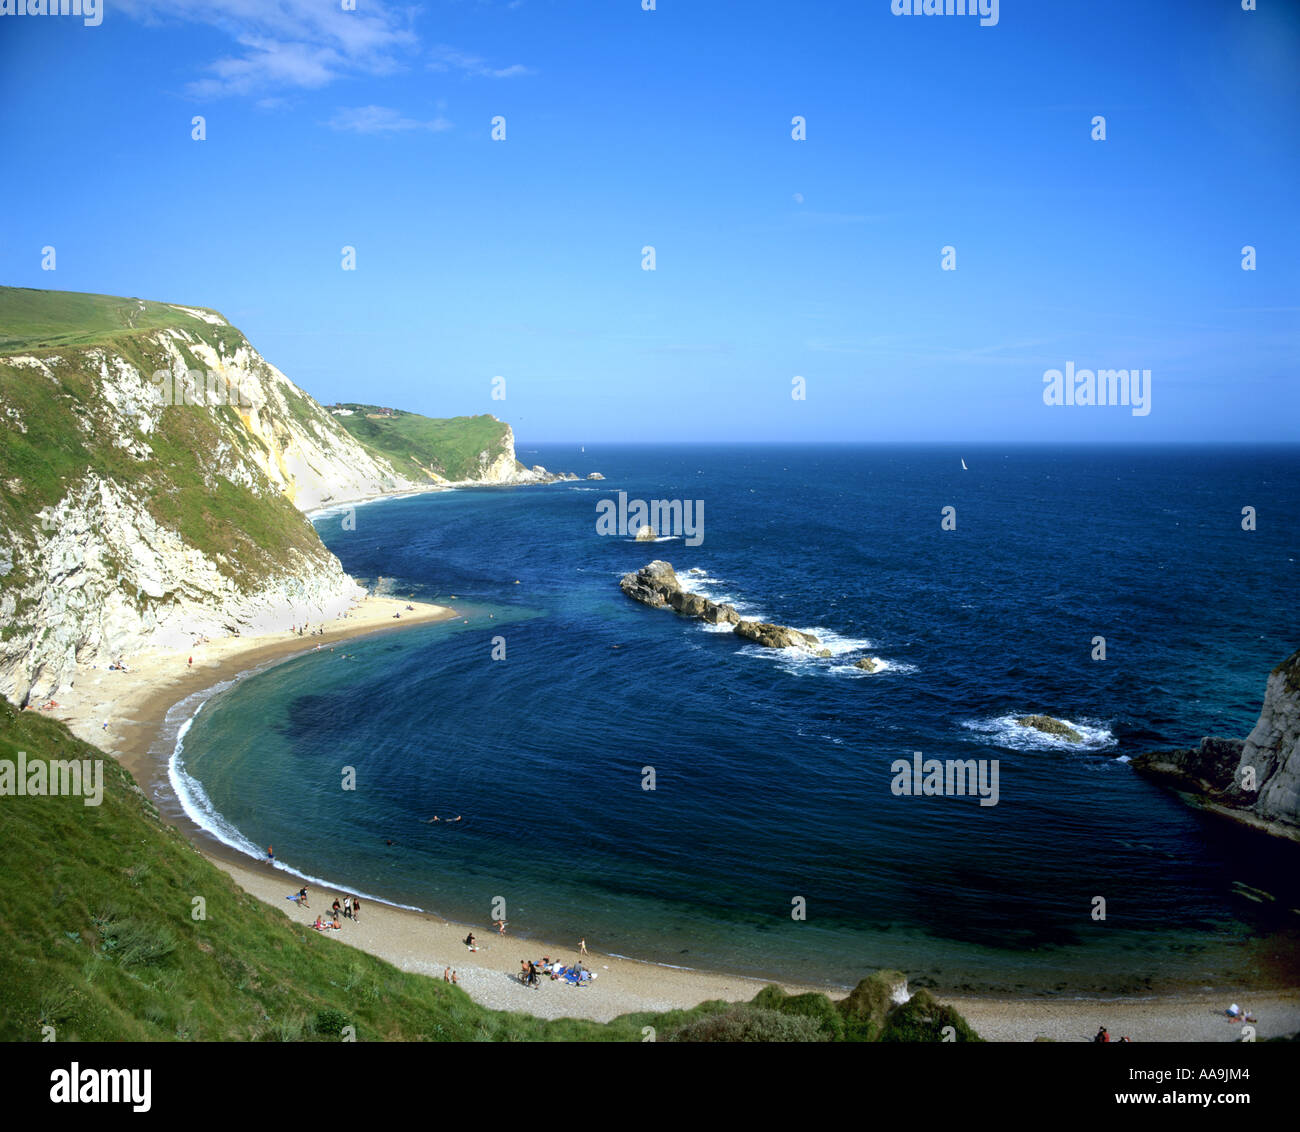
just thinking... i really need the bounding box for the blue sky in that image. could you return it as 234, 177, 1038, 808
1, 0, 1296, 443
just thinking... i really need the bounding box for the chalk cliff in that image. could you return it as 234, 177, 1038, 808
1131, 650, 1300, 842
0, 287, 569, 703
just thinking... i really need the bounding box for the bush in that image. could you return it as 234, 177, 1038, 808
749, 984, 787, 1011
879, 989, 982, 1043
670, 1007, 830, 1043
837, 970, 905, 1041
777, 992, 845, 1040
313, 1008, 352, 1038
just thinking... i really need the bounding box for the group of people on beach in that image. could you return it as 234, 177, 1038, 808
290, 885, 362, 931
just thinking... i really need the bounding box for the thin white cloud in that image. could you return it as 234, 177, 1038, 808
328, 105, 453, 134
117, 0, 418, 97
428, 43, 533, 79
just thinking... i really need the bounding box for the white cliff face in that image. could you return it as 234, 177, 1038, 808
150, 327, 416, 510
0, 475, 362, 705
1240, 654, 1300, 832
1132, 649, 1300, 841
0, 310, 409, 703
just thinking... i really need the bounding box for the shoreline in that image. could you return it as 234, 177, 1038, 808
41, 593, 1300, 1039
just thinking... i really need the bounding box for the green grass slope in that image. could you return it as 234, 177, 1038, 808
0, 703, 980, 1042
328, 405, 514, 483
0, 287, 226, 353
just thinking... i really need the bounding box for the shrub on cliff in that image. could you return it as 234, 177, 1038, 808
748, 985, 845, 1039
837, 969, 905, 1041
880, 989, 983, 1043
669, 1006, 830, 1043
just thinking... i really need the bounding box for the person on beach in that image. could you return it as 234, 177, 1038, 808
352, 897, 361, 924
465, 932, 477, 951
444, 967, 451, 982
187, 656, 192, 667
297, 887, 309, 908
496, 919, 507, 936
267, 845, 274, 864
332, 898, 342, 920
1094, 1026, 1110, 1043
527, 961, 539, 988
579, 938, 587, 956
343, 896, 352, 919
451, 971, 459, 985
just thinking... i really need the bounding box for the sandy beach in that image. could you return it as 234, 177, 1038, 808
34, 594, 1300, 1041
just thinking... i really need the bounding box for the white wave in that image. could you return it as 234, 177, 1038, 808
827, 657, 917, 677
791, 626, 873, 656
961, 714, 1117, 752
675, 571, 761, 617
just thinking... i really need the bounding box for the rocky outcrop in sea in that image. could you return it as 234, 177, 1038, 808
619, 560, 835, 657
1131, 649, 1300, 842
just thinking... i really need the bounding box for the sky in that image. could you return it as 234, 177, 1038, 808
1, 0, 1297, 444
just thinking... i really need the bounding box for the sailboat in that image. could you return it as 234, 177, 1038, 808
960, 457, 968, 471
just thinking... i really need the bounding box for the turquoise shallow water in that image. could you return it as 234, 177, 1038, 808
169, 444, 1300, 993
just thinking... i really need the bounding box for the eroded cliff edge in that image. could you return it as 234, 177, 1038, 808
1131, 649, 1300, 842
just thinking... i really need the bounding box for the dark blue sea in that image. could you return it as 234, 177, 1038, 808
169, 445, 1300, 994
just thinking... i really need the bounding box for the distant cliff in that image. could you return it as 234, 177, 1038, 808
326, 404, 577, 488
1131, 650, 1300, 842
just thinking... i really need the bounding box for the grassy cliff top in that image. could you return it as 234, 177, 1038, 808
327, 405, 514, 483
0, 286, 228, 354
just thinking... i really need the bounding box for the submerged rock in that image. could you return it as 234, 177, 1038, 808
634, 525, 657, 541
854, 657, 880, 672
1018, 714, 1083, 742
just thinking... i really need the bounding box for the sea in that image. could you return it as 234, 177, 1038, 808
163, 444, 1300, 995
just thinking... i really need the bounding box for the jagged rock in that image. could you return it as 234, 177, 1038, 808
816, 648, 832, 658
586, 472, 605, 481
1018, 715, 1083, 742
634, 525, 657, 541
702, 602, 740, 625
619, 560, 680, 608
669, 591, 709, 618
1132, 650, 1300, 842
734, 620, 821, 651
855, 657, 879, 672
620, 561, 821, 652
